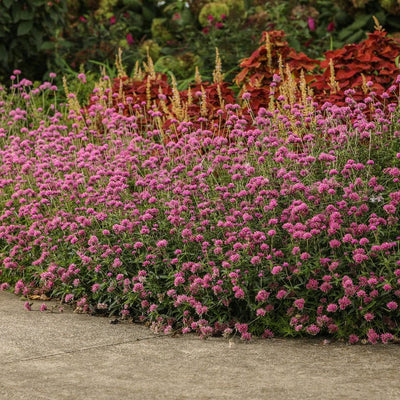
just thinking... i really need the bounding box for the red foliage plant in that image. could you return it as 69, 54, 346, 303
235, 30, 318, 110
235, 29, 400, 110
311, 30, 400, 106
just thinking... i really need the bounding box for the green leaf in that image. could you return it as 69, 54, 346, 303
348, 14, 371, 30
338, 28, 353, 41
17, 20, 33, 36
387, 16, 400, 30
3, 0, 14, 9
0, 43, 8, 67
40, 41, 55, 51
142, 6, 155, 23
345, 29, 365, 44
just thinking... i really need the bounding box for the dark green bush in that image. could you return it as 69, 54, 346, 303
0, 0, 67, 81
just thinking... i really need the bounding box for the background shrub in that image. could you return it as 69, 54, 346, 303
0, 0, 67, 81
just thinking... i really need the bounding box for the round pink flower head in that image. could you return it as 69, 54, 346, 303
157, 239, 168, 248
326, 303, 338, 312
387, 301, 398, 310
294, 298, 305, 310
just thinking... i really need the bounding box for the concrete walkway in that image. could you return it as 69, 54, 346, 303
1, 291, 400, 400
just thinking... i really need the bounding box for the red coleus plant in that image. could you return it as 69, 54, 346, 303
235, 30, 318, 110
311, 30, 400, 106
235, 29, 400, 110
236, 30, 318, 87
111, 73, 173, 112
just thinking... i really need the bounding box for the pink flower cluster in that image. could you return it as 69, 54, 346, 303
0, 73, 399, 343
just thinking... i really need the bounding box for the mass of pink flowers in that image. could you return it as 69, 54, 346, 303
0, 71, 399, 344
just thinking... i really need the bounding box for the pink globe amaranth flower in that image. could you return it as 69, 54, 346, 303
383, 284, 392, 291
338, 296, 352, 310
367, 328, 380, 344
292, 246, 300, 255
77, 73, 86, 83
329, 239, 341, 248
300, 252, 310, 260
242, 92, 251, 100
234, 288, 245, 299
40, 303, 47, 312
112, 257, 122, 268
271, 265, 282, 275
326, 303, 338, 312
364, 312, 375, 321
250, 256, 261, 265
157, 239, 168, 248
306, 324, 320, 335
65, 294, 74, 303
328, 324, 338, 333
256, 290, 270, 302
241, 332, 252, 341
235, 323, 248, 333
295, 325, 303, 332
262, 329, 274, 339
109, 15, 116, 24
294, 298, 305, 310
306, 279, 319, 290
133, 283, 144, 292
387, 301, 398, 310
276, 290, 287, 299
24, 301, 32, 311
381, 333, 394, 344
91, 283, 100, 293
348, 334, 359, 344
174, 276, 185, 286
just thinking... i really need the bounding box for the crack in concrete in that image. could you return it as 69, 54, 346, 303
3, 334, 167, 365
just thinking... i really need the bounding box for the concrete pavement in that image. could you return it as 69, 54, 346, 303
1, 291, 400, 400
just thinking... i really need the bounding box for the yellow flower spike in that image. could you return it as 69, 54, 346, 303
115, 48, 126, 78
200, 85, 207, 117
187, 86, 193, 106
265, 32, 272, 72
217, 83, 224, 110
300, 70, 307, 107
213, 48, 223, 84
278, 54, 285, 80
133, 61, 143, 81
329, 59, 340, 94
146, 76, 152, 110
170, 74, 184, 121
143, 48, 156, 80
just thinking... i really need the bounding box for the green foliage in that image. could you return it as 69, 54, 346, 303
332, 0, 400, 49
0, 0, 67, 81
